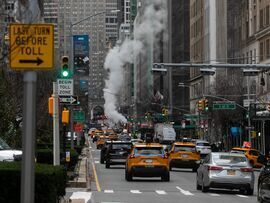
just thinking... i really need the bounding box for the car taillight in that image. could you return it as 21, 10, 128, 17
129, 154, 135, 159
208, 165, 223, 171
240, 167, 253, 172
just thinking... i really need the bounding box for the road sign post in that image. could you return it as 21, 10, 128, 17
9, 24, 54, 70
11, 23, 55, 203
212, 102, 236, 110
59, 96, 78, 105
57, 79, 74, 96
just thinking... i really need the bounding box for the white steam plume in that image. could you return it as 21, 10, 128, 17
103, 0, 167, 124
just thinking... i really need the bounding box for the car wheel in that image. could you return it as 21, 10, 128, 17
125, 170, 132, 181
100, 154, 105, 164
257, 183, 263, 202
246, 187, 254, 196
201, 177, 209, 193
169, 164, 172, 171
161, 171, 170, 182
105, 160, 110, 168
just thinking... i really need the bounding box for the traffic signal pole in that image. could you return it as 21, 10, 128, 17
52, 82, 60, 165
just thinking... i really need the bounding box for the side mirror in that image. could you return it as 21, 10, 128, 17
257, 155, 267, 165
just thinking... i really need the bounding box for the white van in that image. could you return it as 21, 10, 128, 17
0, 137, 22, 161
195, 140, 211, 158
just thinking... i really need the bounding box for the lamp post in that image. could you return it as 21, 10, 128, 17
68, 10, 120, 148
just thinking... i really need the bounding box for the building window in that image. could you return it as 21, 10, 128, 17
253, 15, 257, 33
260, 9, 264, 29
266, 39, 270, 59
260, 42, 264, 61
266, 6, 270, 26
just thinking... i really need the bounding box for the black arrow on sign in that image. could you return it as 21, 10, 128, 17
19, 57, 43, 66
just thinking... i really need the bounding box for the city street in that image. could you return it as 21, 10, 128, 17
88, 141, 259, 203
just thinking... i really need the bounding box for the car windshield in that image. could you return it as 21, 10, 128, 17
134, 147, 164, 156
231, 150, 245, 154
111, 144, 131, 150
0, 138, 11, 150
213, 154, 248, 166
174, 145, 196, 152
196, 142, 210, 147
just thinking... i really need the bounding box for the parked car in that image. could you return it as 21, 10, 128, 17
125, 143, 170, 181
0, 137, 22, 162
195, 140, 212, 158
196, 152, 254, 195
168, 142, 200, 172
231, 147, 264, 167
257, 155, 270, 202
105, 141, 132, 168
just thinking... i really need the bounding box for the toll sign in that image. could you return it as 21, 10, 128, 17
9, 24, 54, 70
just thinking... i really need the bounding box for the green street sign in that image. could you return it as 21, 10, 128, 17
73, 111, 85, 122
213, 102, 236, 110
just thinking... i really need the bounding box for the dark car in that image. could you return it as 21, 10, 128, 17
100, 141, 111, 164
105, 141, 132, 168
257, 155, 270, 202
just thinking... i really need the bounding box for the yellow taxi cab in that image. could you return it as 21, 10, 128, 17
168, 142, 200, 172
96, 135, 109, 149
125, 143, 170, 181
231, 147, 264, 167
108, 133, 118, 141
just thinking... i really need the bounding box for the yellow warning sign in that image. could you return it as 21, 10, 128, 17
9, 24, 54, 70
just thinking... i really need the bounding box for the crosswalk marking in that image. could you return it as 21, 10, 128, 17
155, 190, 167, 195
236, 195, 249, 198
176, 186, 194, 196
104, 190, 114, 193
130, 190, 142, 194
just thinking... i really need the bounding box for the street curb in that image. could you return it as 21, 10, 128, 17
68, 148, 88, 188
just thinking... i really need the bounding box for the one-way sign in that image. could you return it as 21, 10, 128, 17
59, 96, 78, 105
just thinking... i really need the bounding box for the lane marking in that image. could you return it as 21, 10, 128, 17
130, 190, 142, 194
89, 142, 101, 192
236, 195, 249, 198
104, 190, 114, 193
210, 193, 220, 197
156, 190, 167, 195
176, 186, 194, 196
95, 161, 100, 164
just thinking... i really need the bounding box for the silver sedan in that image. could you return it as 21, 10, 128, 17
196, 152, 254, 195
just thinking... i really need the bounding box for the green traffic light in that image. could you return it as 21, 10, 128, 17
62, 70, 69, 77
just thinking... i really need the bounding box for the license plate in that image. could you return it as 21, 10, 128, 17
145, 165, 154, 168
227, 169, 235, 175
145, 159, 153, 163
181, 154, 188, 158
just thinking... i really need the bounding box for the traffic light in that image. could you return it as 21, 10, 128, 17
198, 99, 204, 111
204, 99, 209, 111
62, 108, 70, 124
48, 96, 53, 115
61, 56, 70, 78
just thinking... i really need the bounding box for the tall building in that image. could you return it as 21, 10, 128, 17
43, 0, 59, 49
106, 0, 118, 47
58, 0, 106, 120
0, 0, 15, 64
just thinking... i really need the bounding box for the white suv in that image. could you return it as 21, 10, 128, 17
195, 140, 212, 158
0, 137, 22, 162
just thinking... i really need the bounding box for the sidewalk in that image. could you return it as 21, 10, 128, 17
61, 142, 93, 203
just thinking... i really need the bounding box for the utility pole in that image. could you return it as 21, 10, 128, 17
17, 1, 41, 203
52, 82, 60, 165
